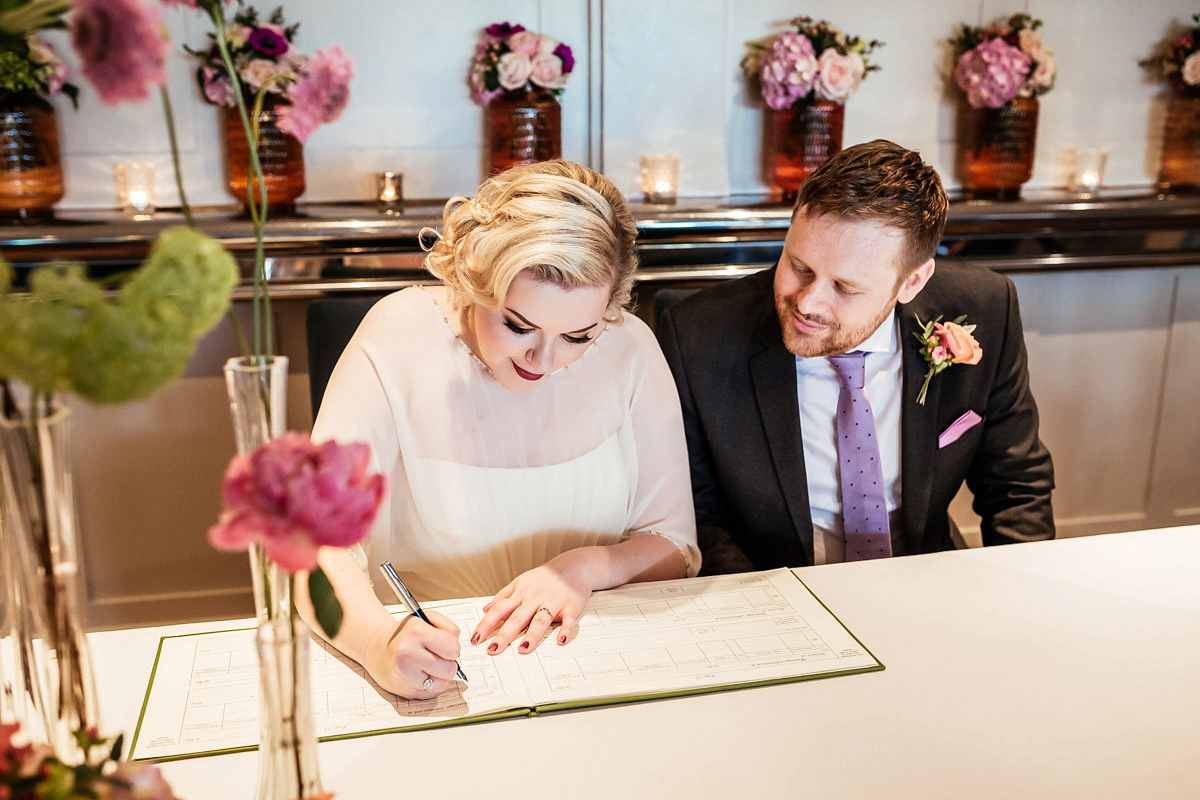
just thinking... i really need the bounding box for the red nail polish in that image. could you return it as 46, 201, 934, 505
487, 642, 498, 654
559, 635, 567, 645
470, 633, 480, 645
519, 641, 530, 652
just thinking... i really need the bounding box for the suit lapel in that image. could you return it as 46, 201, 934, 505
898, 303, 939, 553
749, 302, 813, 566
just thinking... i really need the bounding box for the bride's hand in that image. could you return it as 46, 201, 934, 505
364, 610, 461, 699
470, 547, 602, 655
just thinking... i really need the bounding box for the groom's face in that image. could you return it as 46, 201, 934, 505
774, 210, 931, 358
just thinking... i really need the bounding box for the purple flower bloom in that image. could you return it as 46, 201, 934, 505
248, 27, 289, 57
486, 22, 526, 38
554, 42, 575, 74
955, 37, 1031, 108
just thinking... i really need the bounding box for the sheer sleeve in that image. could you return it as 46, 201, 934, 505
622, 316, 701, 576
310, 297, 405, 569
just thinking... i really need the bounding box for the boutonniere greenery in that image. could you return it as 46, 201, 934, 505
913, 315, 983, 405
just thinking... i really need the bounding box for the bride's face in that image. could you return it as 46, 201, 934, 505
469, 271, 612, 394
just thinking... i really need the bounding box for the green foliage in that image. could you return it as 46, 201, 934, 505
308, 566, 344, 639
0, 226, 238, 404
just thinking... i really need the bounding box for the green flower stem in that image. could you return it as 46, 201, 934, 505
207, 3, 272, 361
158, 86, 194, 228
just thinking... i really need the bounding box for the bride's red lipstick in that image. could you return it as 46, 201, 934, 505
512, 361, 543, 381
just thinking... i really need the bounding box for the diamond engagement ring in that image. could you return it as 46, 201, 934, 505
537, 606, 554, 620
422, 677, 435, 691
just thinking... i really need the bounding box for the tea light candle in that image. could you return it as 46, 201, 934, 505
1066, 147, 1108, 198
114, 161, 155, 219
376, 171, 403, 212
640, 154, 679, 204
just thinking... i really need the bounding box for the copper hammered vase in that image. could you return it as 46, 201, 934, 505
765, 100, 845, 203
484, 85, 561, 177
960, 96, 1039, 201
0, 96, 64, 223
223, 95, 306, 215
1157, 87, 1200, 193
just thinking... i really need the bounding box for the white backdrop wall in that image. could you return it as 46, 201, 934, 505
41, 0, 1197, 209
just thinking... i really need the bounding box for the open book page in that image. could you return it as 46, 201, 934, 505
129, 598, 534, 762
513, 569, 881, 709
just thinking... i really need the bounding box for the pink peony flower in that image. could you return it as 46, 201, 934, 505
70, 0, 168, 105
276, 46, 355, 143
954, 37, 1030, 109
496, 50, 533, 90
208, 432, 385, 573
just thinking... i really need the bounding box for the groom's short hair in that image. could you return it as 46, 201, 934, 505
794, 139, 948, 275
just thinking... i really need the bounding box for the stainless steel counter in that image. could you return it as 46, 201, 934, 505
4, 189, 1200, 297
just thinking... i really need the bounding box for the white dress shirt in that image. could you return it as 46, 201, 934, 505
795, 311, 906, 564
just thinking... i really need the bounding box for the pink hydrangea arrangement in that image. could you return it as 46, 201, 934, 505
1140, 13, 1200, 92
185, 4, 354, 142
1, 723, 180, 800
741, 16, 883, 110
469, 21, 575, 105
951, 13, 1055, 110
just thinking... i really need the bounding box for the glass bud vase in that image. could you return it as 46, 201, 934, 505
1157, 86, 1200, 193
255, 614, 324, 800
960, 96, 1039, 201
0, 403, 99, 759
765, 99, 845, 204
223, 95, 306, 216
0, 96, 65, 223
223, 355, 291, 624
485, 84, 562, 177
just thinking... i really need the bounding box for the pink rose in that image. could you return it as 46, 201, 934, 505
1184, 52, 1200, 86
935, 322, 983, 365
530, 54, 566, 89
931, 345, 948, 364
1029, 52, 1055, 91
496, 51, 533, 90
814, 48, 860, 103
239, 58, 281, 91
507, 30, 542, 57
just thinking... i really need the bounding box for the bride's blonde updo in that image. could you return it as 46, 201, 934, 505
423, 160, 637, 322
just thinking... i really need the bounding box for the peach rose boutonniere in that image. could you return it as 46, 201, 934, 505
914, 315, 983, 405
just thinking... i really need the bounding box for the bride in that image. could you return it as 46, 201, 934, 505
307, 159, 698, 699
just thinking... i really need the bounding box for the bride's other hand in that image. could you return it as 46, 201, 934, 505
471, 547, 602, 655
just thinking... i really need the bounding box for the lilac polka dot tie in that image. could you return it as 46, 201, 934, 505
828, 351, 892, 561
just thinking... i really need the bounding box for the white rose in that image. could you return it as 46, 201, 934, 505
1018, 28, 1044, 59
536, 35, 560, 57
497, 51, 534, 90
814, 48, 858, 103
530, 54, 566, 89
239, 58, 280, 91
1184, 52, 1200, 86
1030, 51, 1056, 90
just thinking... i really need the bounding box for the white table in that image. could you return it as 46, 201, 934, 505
91, 526, 1200, 799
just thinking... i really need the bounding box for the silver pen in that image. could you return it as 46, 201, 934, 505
379, 561, 468, 683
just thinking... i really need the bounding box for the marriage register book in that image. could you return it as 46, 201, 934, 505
129, 568, 882, 761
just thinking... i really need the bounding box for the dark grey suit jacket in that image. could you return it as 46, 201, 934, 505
657, 262, 1055, 574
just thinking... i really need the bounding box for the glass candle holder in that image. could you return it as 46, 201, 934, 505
376, 171, 403, 213
1065, 147, 1108, 198
114, 161, 155, 219
640, 154, 679, 204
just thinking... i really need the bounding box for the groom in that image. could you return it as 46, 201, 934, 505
657, 139, 1055, 573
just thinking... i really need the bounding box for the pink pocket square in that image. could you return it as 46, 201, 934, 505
938, 410, 982, 449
